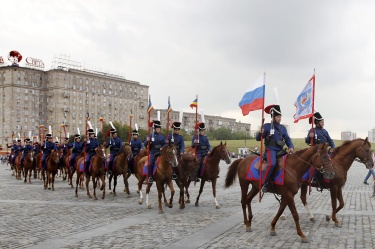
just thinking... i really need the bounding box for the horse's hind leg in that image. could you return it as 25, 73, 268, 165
93, 177, 98, 200
123, 173, 130, 195
86, 176, 92, 198
195, 180, 206, 207
299, 183, 315, 221
52, 173, 55, 191
211, 179, 220, 209
101, 175, 106, 199
329, 187, 342, 227
239, 181, 250, 231
167, 180, 175, 209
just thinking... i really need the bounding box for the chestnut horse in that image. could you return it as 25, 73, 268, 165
43, 149, 61, 190
77, 145, 107, 200
23, 151, 34, 183
13, 154, 22, 180
192, 142, 231, 208
298, 138, 373, 227
225, 143, 335, 243
174, 153, 200, 209
136, 143, 178, 213
108, 143, 132, 196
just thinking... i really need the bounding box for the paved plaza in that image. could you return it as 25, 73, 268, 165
0, 160, 374, 249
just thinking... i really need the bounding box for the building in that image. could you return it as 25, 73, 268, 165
0, 54, 149, 146
341, 131, 356, 141
368, 128, 375, 143
152, 109, 251, 134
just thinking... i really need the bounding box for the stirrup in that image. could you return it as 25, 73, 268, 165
148, 176, 153, 183
172, 173, 177, 180
195, 177, 200, 182
108, 170, 112, 175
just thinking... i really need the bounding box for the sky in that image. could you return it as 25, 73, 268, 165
1, 0, 374, 139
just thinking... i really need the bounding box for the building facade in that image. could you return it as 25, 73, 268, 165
341, 131, 356, 141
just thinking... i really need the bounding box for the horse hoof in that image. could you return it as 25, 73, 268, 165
216, 205, 220, 209
147, 204, 152, 209
180, 205, 185, 209
137, 190, 140, 194
310, 217, 316, 222
168, 205, 173, 209
48, 187, 51, 190
138, 200, 143, 205
94, 197, 98, 200
186, 199, 190, 203
280, 215, 286, 220
195, 203, 199, 207
88, 195, 92, 198
334, 222, 342, 227
246, 227, 252, 232
301, 237, 309, 243
158, 210, 164, 214
75, 194, 78, 197
270, 231, 277, 236
326, 215, 331, 221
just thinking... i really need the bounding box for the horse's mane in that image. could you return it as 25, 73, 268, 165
294, 144, 320, 156
209, 144, 220, 158
330, 138, 369, 158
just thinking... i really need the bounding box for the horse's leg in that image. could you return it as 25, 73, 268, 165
28, 169, 32, 184
113, 176, 117, 196
157, 181, 164, 214
240, 180, 250, 231
146, 182, 152, 209
93, 176, 98, 200
299, 183, 315, 221
24, 168, 27, 183
75, 173, 80, 197
86, 176, 92, 198
52, 172, 55, 191
211, 179, 220, 209
138, 178, 144, 204
123, 173, 130, 195
167, 180, 175, 209
276, 194, 308, 243
176, 179, 185, 209
195, 180, 206, 207
328, 186, 341, 227
108, 174, 112, 191
101, 175, 106, 199
185, 180, 191, 203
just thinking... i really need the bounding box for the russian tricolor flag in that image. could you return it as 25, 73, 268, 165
238, 75, 265, 116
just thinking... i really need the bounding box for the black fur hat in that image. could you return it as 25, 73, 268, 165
265, 104, 281, 117
309, 112, 324, 124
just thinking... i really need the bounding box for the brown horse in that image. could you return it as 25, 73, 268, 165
23, 151, 34, 183
14, 154, 22, 180
224, 143, 334, 243
192, 141, 231, 208
43, 149, 61, 190
108, 143, 132, 196
79, 145, 107, 200
174, 153, 200, 209
136, 143, 178, 213
298, 138, 373, 227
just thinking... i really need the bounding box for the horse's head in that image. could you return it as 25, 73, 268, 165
354, 137, 374, 169
28, 151, 34, 162
310, 143, 335, 179
162, 143, 178, 167
121, 143, 133, 159
96, 145, 107, 161
180, 153, 200, 181
215, 141, 231, 164
51, 149, 60, 164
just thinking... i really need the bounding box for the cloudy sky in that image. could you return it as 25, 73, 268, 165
1, 0, 374, 139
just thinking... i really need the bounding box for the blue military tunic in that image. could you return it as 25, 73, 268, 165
85, 138, 99, 172
305, 127, 335, 148
144, 132, 166, 177
106, 136, 123, 171
68, 141, 84, 168
130, 138, 144, 156
41, 141, 58, 170
20, 145, 33, 167
168, 133, 185, 155
191, 135, 211, 159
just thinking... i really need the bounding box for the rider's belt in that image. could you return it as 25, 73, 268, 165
175, 145, 180, 150
198, 145, 207, 150
153, 144, 162, 150
112, 148, 120, 151
133, 147, 139, 151
267, 140, 285, 147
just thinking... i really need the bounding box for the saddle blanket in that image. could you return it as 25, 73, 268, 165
142, 157, 160, 176
199, 156, 208, 177
301, 166, 330, 183
245, 155, 286, 185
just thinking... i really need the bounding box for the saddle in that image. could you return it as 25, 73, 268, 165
253, 150, 287, 173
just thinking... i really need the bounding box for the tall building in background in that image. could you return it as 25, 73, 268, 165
0, 54, 149, 146
341, 131, 356, 141
368, 128, 375, 143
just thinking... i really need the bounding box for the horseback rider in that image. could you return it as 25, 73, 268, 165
20, 138, 33, 169
129, 129, 144, 172
32, 142, 41, 169
41, 134, 57, 172
68, 134, 84, 171
145, 120, 166, 183
167, 121, 185, 180
84, 129, 99, 176
192, 122, 211, 182
61, 137, 69, 167
256, 104, 294, 192
6, 140, 17, 165
106, 128, 123, 175
305, 112, 336, 150
10, 140, 22, 166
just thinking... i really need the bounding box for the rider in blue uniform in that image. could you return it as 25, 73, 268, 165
129, 129, 144, 172
20, 138, 33, 169
11, 140, 22, 166
61, 137, 69, 168
256, 104, 294, 192
84, 129, 99, 176
145, 120, 165, 183
192, 122, 211, 182
68, 134, 84, 171
6, 140, 17, 165
41, 134, 58, 171
106, 128, 123, 175
305, 112, 335, 149
167, 121, 185, 180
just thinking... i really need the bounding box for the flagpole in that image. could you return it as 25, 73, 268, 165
128, 110, 133, 143
310, 69, 316, 146
166, 96, 170, 139
258, 72, 266, 202
147, 95, 152, 184
194, 94, 198, 158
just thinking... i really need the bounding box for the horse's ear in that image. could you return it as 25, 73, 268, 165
220, 141, 223, 146
365, 137, 369, 143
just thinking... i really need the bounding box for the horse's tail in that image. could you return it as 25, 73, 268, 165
224, 158, 243, 189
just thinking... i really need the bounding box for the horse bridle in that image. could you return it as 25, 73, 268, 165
165, 147, 178, 166
354, 145, 373, 168
310, 146, 333, 173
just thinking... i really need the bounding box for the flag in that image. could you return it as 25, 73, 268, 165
167, 97, 172, 113
238, 75, 265, 116
293, 75, 315, 123
190, 97, 198, 109
147, 97, 154, 113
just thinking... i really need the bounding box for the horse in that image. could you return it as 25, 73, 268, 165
136, 143, 178, 213
14, 153, 22, 180
298, 138, 374, 227
78, 145, 107, 200
108, 143, 132, 196
23, 151, 34, 183
174, 153, 200, 209
191, 141, 232, 208
43, 149, 61, 190
224, 143, 335, 243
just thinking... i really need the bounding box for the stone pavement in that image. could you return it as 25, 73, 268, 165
0, 160, 374, 249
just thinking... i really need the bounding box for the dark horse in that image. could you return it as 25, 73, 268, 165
192, 142, 231, 208
137, 143, 178, 213
174, 153, 200, 209
298, 138, 373, 227
75, 145, 107, 200
108, 143, 132, 196
224, 143, 335, 243
43, 149, 61, 190
23, 151, 34, 183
